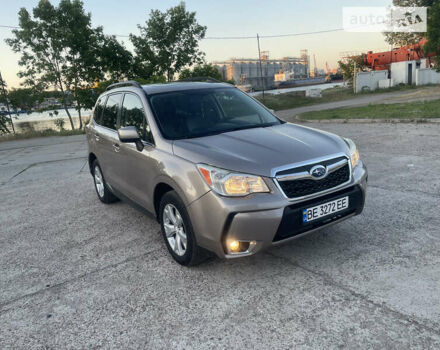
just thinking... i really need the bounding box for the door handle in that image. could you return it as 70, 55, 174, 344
113, 143, 120, 152
95, 134, 100, 142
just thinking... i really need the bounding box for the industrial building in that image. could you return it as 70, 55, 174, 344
355, 58, 440, 93
350, 39, 439, 93
213, 50, 309, 90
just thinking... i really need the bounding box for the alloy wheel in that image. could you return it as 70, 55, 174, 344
94, 165, 105, 198
163, 204, 187, 256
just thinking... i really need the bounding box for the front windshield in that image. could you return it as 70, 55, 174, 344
148, 87, 282, 140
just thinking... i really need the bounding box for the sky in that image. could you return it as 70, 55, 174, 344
0, 0, 393, 88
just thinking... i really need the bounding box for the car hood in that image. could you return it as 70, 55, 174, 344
172, 123, 349, 177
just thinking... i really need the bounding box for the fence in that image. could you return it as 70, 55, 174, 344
416, 68, 440, 85
355, 71, 388, 93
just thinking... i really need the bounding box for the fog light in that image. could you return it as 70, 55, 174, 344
228, 240, 240, 253
226, 239, 257, 254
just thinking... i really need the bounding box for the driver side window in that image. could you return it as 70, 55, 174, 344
120, 93, 153, 144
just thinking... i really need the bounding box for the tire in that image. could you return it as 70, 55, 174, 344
92, 159, 119, 204
159, 191, 205, 266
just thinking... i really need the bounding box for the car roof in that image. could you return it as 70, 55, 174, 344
141, 82, 233, 95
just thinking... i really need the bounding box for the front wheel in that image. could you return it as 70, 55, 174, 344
159, 191, 204, 266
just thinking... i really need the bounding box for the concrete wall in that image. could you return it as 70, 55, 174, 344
378, 79, 393, 89
390, 60, 418, 85
416, 68, 440, 86
355, 70, 388, 93
305, 89, 322, 98
354, 59, 437, 93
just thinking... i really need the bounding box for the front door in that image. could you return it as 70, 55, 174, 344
408, 63, 413, 85
114, 93, 156, 209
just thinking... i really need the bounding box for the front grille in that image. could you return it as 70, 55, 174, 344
277, 163, 350, 199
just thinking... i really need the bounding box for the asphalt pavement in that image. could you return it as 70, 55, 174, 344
1, 122, 439, 349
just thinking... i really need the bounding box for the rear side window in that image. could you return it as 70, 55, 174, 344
101, 94, 121, 130
120, 94, 153, 144
93, 97, 106, 123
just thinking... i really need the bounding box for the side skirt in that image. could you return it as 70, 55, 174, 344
110, 187, 158, 222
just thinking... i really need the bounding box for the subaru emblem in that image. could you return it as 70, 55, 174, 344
310, 165, 327, 179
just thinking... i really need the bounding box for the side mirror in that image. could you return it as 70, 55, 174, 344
118, 126, 144, 152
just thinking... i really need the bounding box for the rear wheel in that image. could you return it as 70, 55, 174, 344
159, 191, 204, 266
92, 160, 118, 204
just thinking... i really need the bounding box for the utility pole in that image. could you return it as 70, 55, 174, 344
0, 71, 15, 134
257, 34, 265, 100
389, 44, 393, 88
313, 54, 318, 77
353, 61, 357, 94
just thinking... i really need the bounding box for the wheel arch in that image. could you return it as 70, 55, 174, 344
154, 182, 174, 219
88, 152, 97, 174
153, 175, 194, 219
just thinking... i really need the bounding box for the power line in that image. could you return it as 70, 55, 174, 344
0, 23, 344, 40
205, 28, 344, 40
0, 25, 19, 29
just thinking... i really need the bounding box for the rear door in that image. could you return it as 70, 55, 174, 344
115, 92, 156, 208
87, 96, 106, 159
95, 93, 123, 188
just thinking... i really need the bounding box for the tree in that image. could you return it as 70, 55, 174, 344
53, 0, 133, 129
75, 76, 167, 119
130, 2, 207, 81
179, 63, 223, 81
338, 54, 368, 85
179, 63, 235, 84
6, 0, 134, 130
58, 0, 101, 129
6, 0, 76, 129
383, 0, 425, 46
71, 31, 133, 129
0, 73, 14, 134
7, 88, 40, 112
97, 35, 134, 82
424, 0, 440, 70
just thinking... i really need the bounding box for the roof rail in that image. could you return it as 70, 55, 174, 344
106, 80, 143, 91
178, 76, 222, 83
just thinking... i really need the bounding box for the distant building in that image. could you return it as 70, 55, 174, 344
37, 97, 61, 110
354, 58, 440, 93
213, 51, 309, 90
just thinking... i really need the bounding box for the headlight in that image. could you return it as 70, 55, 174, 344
197, 164, 270, 197
344, 138, 360, 168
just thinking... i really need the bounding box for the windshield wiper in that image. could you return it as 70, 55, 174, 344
225, 122, 279, 133
177, 122, 280, 140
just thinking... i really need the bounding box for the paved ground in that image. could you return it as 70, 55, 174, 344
277, 86, 440, 120
1, 123, 439, 349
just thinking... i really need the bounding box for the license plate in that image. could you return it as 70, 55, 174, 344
302, 196, 349, 223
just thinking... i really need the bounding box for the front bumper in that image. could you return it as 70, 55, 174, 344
187, 161, 367, 259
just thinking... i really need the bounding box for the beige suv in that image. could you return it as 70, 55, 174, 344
86, 81, 367, 265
